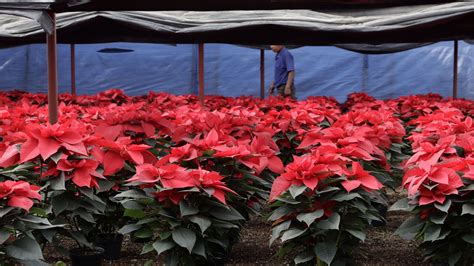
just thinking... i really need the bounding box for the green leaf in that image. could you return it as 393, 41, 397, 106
118, 224, 141, 234
6, 237, 43, 261
172, 228, 196, 254
346, 229, 366, 242
281, 228, 307, 242
331, 192, 361, 202
294, 250, 315, 264
423, 224, 442, 242
152, 240, 175, 256
289, 185, 306, 199
448, 252, 462, 266
137, 218, 158, 225
179, 200, 199, 217
394, 216, 424, 240
192, 240, 206, 258
461, 203, 474, 216
462, 234, 474, 244
114, 189, 149, 199
70, 231, 92, 248
270, 220, 291, 246
124, 209, 145, 219
134, 227, 153, 239
453, 146, 465, 158
314, 241, 337, 265
49, 172, 66, 190
209, 206, 245, 221
29, 207, 47, 217
189, 216, 212, 233
51, 194, 68, 215
0, 207, 14, 218
297, 210, 324, 227
389, 198, 411, 211
434, 199, 451, 213
268, 205, 294, 222
0, 229, 11, 244
317, 213, 340, 230
141, 243, 154, 255
429, 212, 447, 225
75, 209, 95, 223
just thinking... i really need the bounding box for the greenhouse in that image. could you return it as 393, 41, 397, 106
0, 1, 473, 265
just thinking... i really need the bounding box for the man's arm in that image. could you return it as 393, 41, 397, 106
284, 71, 295, 96
269, 81, 275, 95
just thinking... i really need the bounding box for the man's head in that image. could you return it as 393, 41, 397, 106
270, 45, 284, 53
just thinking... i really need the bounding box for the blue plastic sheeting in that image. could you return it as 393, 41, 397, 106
0, 42, 473, 102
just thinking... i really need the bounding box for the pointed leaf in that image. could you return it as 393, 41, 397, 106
281, 228, 307, 242
189, 216, 212, 233
314, 241, 337, 265
172, 228, 196, 254
152, 240, 175, 256
180, 200, 199, 217
461, 203, 474, 216
5, 237, 44, 260
317, 213, 340, 230
297, 210, 324, 227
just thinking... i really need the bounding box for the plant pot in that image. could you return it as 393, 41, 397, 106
95, 234, 123, 260
69, 247, 104, 266
371, 202, 388, 227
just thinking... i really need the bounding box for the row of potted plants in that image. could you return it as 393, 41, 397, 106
0, 90, 473, 265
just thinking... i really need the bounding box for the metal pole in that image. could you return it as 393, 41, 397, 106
71, 44, 76, 99
47, 11, 58, 124
260, 49, 265, 99
453, 40, 458, 99
198, 43, 204, 104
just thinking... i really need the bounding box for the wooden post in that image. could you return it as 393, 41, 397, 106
71, 44, 76, 99
198, 43, 204, 104
453, 40, 458, 99
47, 11, 58, 124
260, 49, 265, 99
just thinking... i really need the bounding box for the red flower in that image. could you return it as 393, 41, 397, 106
91, 137, 152, 175
403, 165, 463, 197
19, 124, 87, 163
406, 136, 456, 169
418, 171, 464, 205
127, 163, 194, 189
153, 189, 189, 205
167, 144, 200, 163
0, 180, 42, 211
56, 158, 105, 188
269, 155, 333, 201
341, 161, 383, 192
190, 169, 237, 204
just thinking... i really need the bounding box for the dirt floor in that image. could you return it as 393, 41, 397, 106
45, 193, 427, 266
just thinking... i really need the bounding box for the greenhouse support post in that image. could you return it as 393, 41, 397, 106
453, 40, 458, 99
47, 11, 58, 124
198, 43, 205, 104
260, 49, 265, 99
71, 44, 76, 99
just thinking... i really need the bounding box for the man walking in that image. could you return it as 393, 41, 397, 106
269, 45, 296, 98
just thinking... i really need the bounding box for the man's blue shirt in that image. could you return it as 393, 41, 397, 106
274, 48, 295, 87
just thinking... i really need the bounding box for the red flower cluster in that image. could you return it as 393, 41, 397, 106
398, 96, 474, 206
0, 180, 42, 211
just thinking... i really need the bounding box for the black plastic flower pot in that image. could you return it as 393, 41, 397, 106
371, 202, 388, 227
95, 234, 124, 260
69, 247, 104, 266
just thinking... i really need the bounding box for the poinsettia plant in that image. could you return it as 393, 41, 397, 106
393, 106, 474, 265
116, 165, 245, 265
268, 153, 385, 265
0, 176, 64, 265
